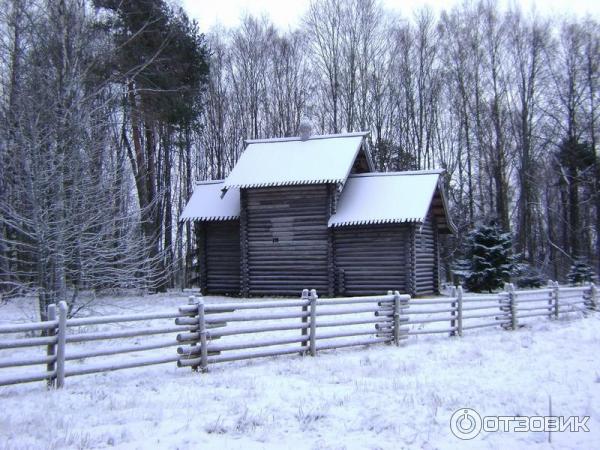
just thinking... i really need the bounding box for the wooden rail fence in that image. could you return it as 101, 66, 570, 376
0, 282, 596, 388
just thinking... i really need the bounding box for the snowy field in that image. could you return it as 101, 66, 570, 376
1, 293, 599, 449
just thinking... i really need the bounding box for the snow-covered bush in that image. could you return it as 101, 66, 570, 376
511, 263, 545, 289
567, 260, 596, 285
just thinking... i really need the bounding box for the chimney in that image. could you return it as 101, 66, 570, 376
299, 116, 312, 141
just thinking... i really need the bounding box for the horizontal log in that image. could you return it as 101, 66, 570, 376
0, 335, 57, 350
461, 312, 510, 320
249, 275, 329, 281
0, 320, 58, 334
316, 306, 384, 317
208, 322, 308, 339
175, 317, 199, 326
206, 300, 308, 312
317, 329, 380, 340
0, 370, 55, 387
336, 256, 408, 268
461, 304, 503, 312
462, 295, 503, 302
409, 298, 455, 305
338, 283, 405, 289
208, 336, 308, 353
516, 305, 553, 313
318, 294, 396, 305
65, 355, 180, 377
179, 305, 235, 314
558, 299, 587, 306
0, 354, 55, 369
315, 337, 392, 351
317, 317, 393, 327
511, 296, 553, 304
65, 325, 196, 343
514, 288, 554, 296
200, 346, 305, 365
407, 307, 456, 315
205, 311, 309, 324
174, 324, 228, 343
248, 282, 327, 289
65, 339, 180, 361
66, 310, 189, 327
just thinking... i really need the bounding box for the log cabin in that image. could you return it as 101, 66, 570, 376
181, 130, 455, 297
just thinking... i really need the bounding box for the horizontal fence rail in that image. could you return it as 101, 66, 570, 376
0, 281, 596, 388
0, 301, 198, 388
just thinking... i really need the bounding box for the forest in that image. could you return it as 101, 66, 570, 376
0, 0, 598, 315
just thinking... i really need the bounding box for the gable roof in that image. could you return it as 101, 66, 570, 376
328, 170, 456, 233
223, 132, 370, 190
180, 180, 240, 222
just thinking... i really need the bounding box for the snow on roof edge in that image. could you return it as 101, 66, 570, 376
348, 169, 445, 178
245, 131, 369, 145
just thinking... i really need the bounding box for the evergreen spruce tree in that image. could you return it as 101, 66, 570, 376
567, 260, 596, 285
462, 223, 514, 293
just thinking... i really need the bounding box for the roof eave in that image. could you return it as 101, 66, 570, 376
328, 217, 424, 228
225, 178, 346, 190
180, 215, 240, 223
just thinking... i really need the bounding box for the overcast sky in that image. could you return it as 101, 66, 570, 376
181, 0, 599, 32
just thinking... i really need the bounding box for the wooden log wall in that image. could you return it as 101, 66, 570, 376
195, 223, 207, 293
240, 190, 250, 297
333, 224, 410, 296
202, 221, 241, 295
413, 213, 438, 296
243, 184, 331, 296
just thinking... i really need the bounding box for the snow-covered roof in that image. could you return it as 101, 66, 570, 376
180, 180, 240, 222
223, 132, 369, 189
329, 170, 454, 231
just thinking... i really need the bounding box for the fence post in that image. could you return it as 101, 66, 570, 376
393, 291, 401, 346
456, 286, 463, 337
309, 289, 318, 357
553, 281, 560, 319
301, 289, 309, 353
587, 283, 597, 311
46, 303, 57, 388
56, 301, 67, 389
508, 283, 518, 330
547, 280, 554, 318
449, 286, 457, 337
197, 297, 208, 373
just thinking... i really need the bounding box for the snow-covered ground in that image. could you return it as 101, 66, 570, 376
0, 293, 599, 449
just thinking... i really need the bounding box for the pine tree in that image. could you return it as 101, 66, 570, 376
567, 260, 596, 285
462, 223, 514, 293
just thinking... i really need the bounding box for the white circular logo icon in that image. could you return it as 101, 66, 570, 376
450, 408, 482, 440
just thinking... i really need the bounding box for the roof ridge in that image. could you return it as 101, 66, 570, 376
245, 131, 369, 145
194, 179, 224, 186
348, 169, 444, 178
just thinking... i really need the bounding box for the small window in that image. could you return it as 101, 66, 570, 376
272, 237, 279, 244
